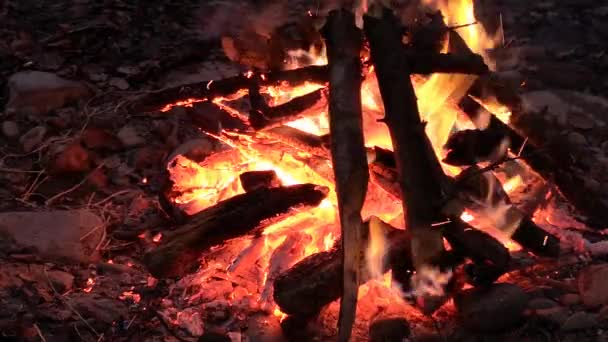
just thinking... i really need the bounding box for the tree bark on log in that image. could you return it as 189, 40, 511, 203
322, 10, 369, 342
364, 9, 446, 274
143, 184, 329, 278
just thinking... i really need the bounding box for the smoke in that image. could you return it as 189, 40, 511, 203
197, 0, 291, 40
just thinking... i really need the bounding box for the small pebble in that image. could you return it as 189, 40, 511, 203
561, 293, 581, 306
2, 120, 19, 138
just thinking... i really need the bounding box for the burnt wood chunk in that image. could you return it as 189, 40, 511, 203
249, 88, 328, 131
143, 184, 328, 278
239, 170, 281, 192
273, 220, 413, 317
443, 128, 509, 166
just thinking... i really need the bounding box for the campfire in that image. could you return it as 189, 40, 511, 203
123, 0, 601, 340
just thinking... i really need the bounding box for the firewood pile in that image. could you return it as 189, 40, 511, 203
2, 0, 608, 341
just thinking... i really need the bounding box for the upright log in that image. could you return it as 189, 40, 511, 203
322, 10, 369, 342
143, 184, 328, 278
364, 9, 446, 278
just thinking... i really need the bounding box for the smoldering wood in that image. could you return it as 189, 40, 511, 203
128, 65, 328, 113
260, 232, 311, 308
187, 101, 249, 135
406, 51, 488, 75
273, 221, 413, 317
263, 126, 330, 158
369, 317, 411, 342
454, 166, 560, 257
364, 8, 447, 272
461, 66, 608, 228
442, 219, 510, 286
227, 236, 266, 274
143, 184, 329, 278
129, 51, 488, 113
508, 93, 608, 229
322, 10, 369, 342
249, 88, 328, 131
239, 170, 281, 192
443, 128, 509, 166
369, 148, 560, 257
458, 94, 555, 175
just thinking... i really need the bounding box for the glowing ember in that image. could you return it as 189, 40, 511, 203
152, 233, 163, 243
460, 211, 475, 223
160, 98, 206, 112
120, 290, 141, 303
83, 277, 95, 293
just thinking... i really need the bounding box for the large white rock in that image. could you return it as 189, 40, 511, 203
0, 210, 104, 264
6, 71, 92, 116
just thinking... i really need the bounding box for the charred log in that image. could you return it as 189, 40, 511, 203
130, 52, 487, 113
128, 65, 328, 113
369, 317, 411, 342
273, 220, 413, 317
264, 126, 330, 158
453, 166, 560, 257
249, 88, 328, 131
322, 10, 369, 341
370, 148, 560, 257
442, 219, 510, 286
143, 184, 328, 278
509, 91, 608, 228
187, 101, 249, 135
364, 8, 447, 273
239, 170, 281, 192
443, 128, 509, 166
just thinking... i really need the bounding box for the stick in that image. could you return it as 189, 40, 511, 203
129, 56, 487, 113
143, 184, 328, 278
322, 9, 369, 342
364, 7, 447, 279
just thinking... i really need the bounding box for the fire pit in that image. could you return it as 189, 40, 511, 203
2, 0, 608, 341
130, 0, 589, 339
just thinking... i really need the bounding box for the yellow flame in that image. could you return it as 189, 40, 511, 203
366, 216, 389, 281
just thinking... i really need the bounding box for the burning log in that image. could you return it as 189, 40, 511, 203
143, 184, 329, 278
459, 67, 608, 228
406, 51, 488, 75
129, 54, 487, 114
128, 65, 328, 113
443, 128, 509, 166
442, 219, 510, 286
364, 8, 447, 278
508, 91, 608, 228
249, 88, 328, 131
239, 170, 281, 192
264, 126, 330, 158
322, 9, 369, 341
370, 147, 560, 257
452, 166, 560, 257
260, 232, 312, 309
273, 219, 413, 317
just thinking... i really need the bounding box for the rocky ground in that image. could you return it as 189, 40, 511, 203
1, 0, 608, 341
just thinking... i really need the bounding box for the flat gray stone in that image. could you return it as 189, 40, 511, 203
6, 71, 92, 116
0, 210, 104, 264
